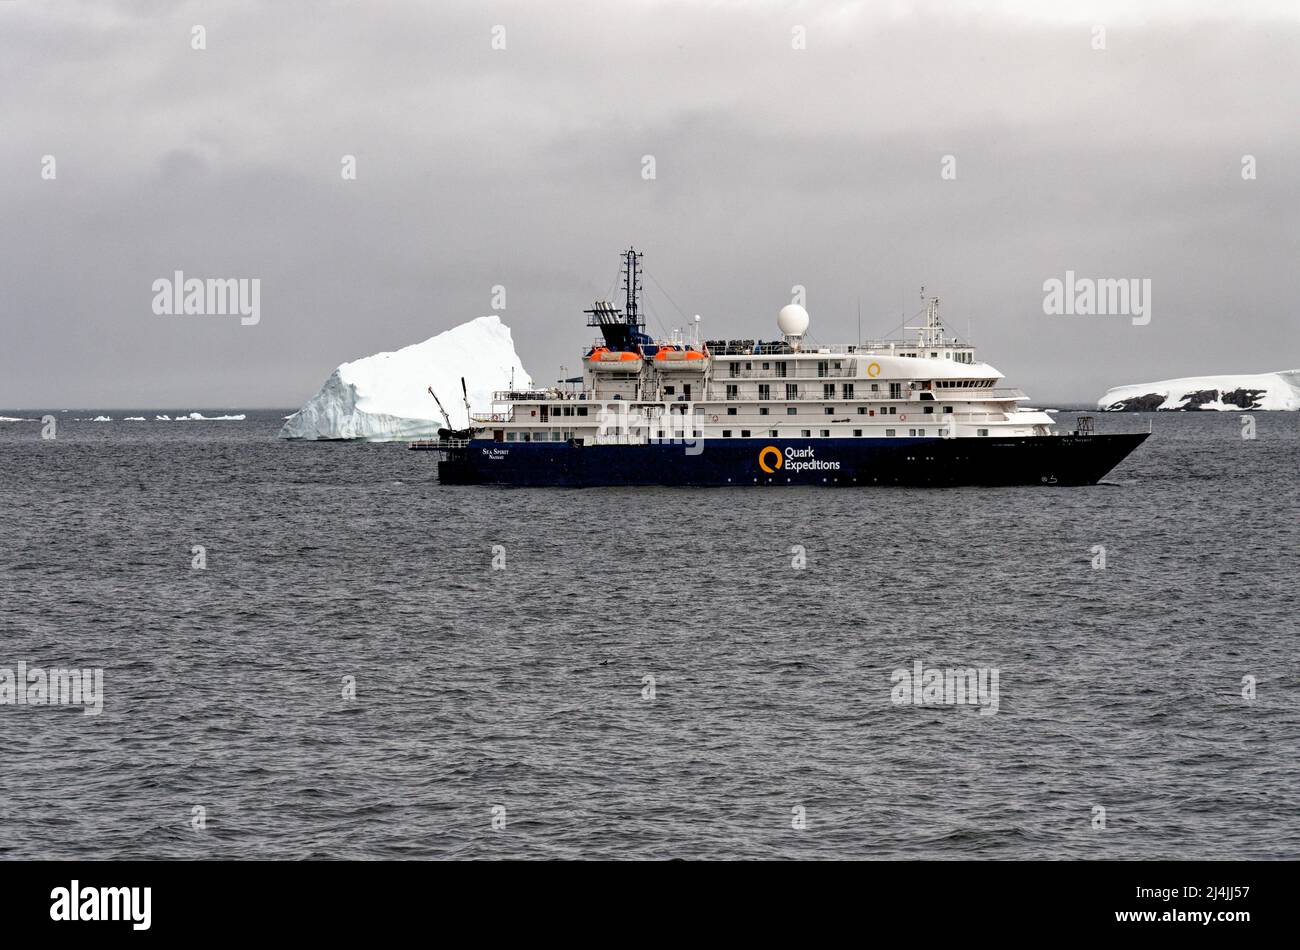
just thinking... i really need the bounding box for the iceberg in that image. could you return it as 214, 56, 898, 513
1099, 370, 1300, 411
174, 412, 246, 421
279, 315, 532, 441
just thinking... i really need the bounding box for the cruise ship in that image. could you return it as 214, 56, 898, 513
425, 248, 1149, 487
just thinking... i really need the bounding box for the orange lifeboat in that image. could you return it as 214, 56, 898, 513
583, 347, 643, 374
653, 346, 710, 371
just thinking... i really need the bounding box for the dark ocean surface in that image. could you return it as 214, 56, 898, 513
2, 409, 1297, 859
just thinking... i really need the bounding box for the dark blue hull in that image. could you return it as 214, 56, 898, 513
435, 434, 1149, 487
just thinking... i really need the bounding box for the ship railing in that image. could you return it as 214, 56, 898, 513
408, 438, 470, 451
492, 389, 595, 402
699, 388, 1024, 402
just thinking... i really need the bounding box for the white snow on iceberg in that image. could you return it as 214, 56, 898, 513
279, 315, 532, 441
1099, 370, 1300, 411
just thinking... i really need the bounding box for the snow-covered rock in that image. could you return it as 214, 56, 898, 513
280, 315, 531, 440
1099, 370, 1300, 411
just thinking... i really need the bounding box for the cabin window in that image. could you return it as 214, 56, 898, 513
924, 406, 934, 414
730, 362, 740, 378
978, 428, 989, 436
820, 429, 830, 437
889, 383, 902, 399
886, 428, 896, 437
854, 429, 862, 437
759, 407, 769, 415
521, 433, 530, 442
888, 406, 897, 415
505, 432, 516, 442
824, 407, 833, 415
908, 428, 917, 436
769, 429, 779, 437
722, 430, 732, 438
776, 362, 787, 377
741, 429, 751, 437
801, 429, 811, 437
726, 384, 738, 399
577, 407, 588, 416
786, 383, 797, 399
842, 384, 854, 399
758, 384, 771, 400
664, 386, 675, 395
857, 407, 867, 414
871, 383, 879, 392
943, 405, 953, 413
817, 361, 829, 377
786, 407, 797, 415
823, 384, 835, 399
833, 361, 842, 370
918, 429, 926, 436
761, 362, 770, 370
727, 407, 737, 415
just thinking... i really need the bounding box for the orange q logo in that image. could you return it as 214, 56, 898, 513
758, 445, 784, 473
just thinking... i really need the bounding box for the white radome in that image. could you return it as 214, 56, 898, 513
777, 304, 810, 337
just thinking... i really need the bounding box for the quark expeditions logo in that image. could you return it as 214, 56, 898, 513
758, 445, 840, 474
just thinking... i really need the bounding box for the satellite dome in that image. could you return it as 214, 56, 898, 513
777, 304, 810, 338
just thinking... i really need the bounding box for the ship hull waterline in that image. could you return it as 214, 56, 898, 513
434, 433, 1150, 487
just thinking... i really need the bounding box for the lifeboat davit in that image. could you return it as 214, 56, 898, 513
653, 346, 710, 371
584, 347, 643, 373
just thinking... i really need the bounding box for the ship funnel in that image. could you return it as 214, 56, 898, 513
778, 304, 810, 350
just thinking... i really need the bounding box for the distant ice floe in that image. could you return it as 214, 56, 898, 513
123, 416, 146, 421
173, 412, 246, 421
1099, 370, 1300, 411
280, 315, 531, 441
91, 416, 112, 422
0, 416, 37, 422
155, 414, 172, 421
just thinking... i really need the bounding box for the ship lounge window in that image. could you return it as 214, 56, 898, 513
741, 430, 751, 437
520, 433, 530, 442
728, 407, 738, 416
722, 430, 732, 438
978, 428, 989, 436
505, 432, 516, 441
553, 432, 564, 441
886, 428, 896, 437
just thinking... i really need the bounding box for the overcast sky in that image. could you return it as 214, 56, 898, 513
3, 0, 1298, 408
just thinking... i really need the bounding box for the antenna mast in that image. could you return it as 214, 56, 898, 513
622, 247, 643, 326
